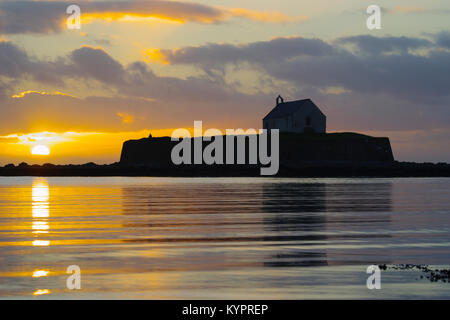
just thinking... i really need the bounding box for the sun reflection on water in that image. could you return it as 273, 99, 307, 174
31, 178, 51, 296
33, 289, 50, 296
32, 179, 50, 239
32, 240, 50, 246
32, 270, 49, 278
32, 179, 49, 220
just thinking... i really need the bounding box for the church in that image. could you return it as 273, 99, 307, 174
263, 96, 326, 133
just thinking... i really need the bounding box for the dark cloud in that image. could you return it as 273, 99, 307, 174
83, 0, 224, 23
156, 34, 450, 102
160, 37, 334, 68
1, 33, 449, 109
0, 41, 123, 85
0, 1, 224, 34
335, 35, 432, 54
0, 1, 298, 34
0, 40, 252, 104
0, 40, 32, 77
0, 45, 270, 134
0, 40, 68, 84
435, 31, 450, 49
70, 46, 124, 83
0, 1, 66, 34
123, 61, 260, 104
266, 49, 450, 102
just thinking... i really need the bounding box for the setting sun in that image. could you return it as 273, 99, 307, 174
31, 145, 50, 156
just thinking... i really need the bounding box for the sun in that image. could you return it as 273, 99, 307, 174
31, 145, 50, 156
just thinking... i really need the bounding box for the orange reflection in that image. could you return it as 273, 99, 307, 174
32, 221, 49, 232
32, 270, 49, 278
32, 178, 50, 245
32, 180, 49, 201
32, 240, 50, 247
32, 179, 49, 219
33, 289, 50, 296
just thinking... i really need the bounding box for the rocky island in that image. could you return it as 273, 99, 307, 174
2, 131, 450, 177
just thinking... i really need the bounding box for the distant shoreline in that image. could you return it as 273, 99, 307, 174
2, 132, 447, 178
1, 161, 449, 177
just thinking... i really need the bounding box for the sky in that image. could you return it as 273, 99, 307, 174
0, 0, 449, 164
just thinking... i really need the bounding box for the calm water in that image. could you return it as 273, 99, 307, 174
0, 177, 449, 299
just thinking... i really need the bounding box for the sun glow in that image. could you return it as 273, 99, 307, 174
32, 179, 50, 253
0, 130, 178, 164
32, 240, 50, 246
31, 145, 50, 156
32, 270, 49, 278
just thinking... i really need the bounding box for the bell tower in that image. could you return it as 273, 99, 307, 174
276, 95, 284, 106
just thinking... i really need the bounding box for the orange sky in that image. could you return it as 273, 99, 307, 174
0, 0, 449, 164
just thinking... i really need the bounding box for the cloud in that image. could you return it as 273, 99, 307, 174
227, 8, 308, 23
0, 40, 70, 85
0, 1, 304, 34
70, 46, 125, 83
0, 83, 269, 135
0, 1, 66, 34
148, 37, 334, 67
0, 42, 124, 86
0, 40, 264, 113
151, 34, 450, 102
0, 44, 270, 135
80, 1, 226, 24
0, 40, 32, 77
1, 33, 449, 108
0, 136, 20, 144
389, 6, 425, 14
143, 48, 170, 64
435, 31, 450, 49
117, 112, 134, 124
11, 90, 75, 99
335, 35, 433, 54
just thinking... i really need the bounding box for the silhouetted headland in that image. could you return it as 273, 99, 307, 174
1, 132, 450, 177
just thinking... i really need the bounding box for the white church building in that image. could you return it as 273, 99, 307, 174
263, 96, 326, 133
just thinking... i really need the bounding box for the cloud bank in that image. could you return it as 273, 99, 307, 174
151, 34, 450, 102
0, 1, 305, 34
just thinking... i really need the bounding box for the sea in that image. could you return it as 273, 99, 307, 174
0, 177, 449, 299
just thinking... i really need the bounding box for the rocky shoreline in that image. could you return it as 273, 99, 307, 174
0, 161, 450, 177
379, 264, 450, 283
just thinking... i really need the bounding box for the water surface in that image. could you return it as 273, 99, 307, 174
0, 177, 449, 299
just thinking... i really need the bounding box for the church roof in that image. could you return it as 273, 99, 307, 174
263, 98, 321, 120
